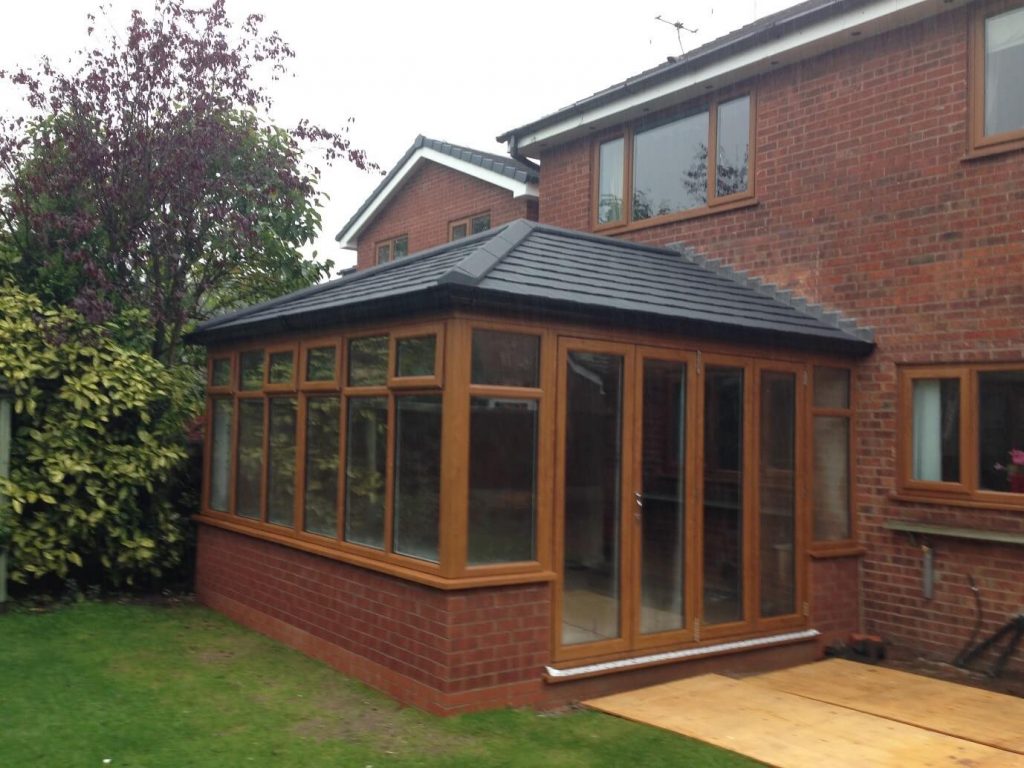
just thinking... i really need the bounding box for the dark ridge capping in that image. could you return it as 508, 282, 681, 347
667, 242, 876, 345
438, 219, 537, 287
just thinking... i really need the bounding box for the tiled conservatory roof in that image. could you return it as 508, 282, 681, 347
189, 219, 874, 355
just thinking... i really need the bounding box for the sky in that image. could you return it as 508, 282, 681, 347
0, 0, 801, 270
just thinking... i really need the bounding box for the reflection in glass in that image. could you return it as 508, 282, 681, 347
597, 138, 625, 224
814, 366, 850, 409
468, 398, 537, 565
640, 360, 686, 635
562, 351, 623, 645
209, 399, 232, 512
978, 370, 1024, 493
471, 330, 540, 388
759, 372, 796, 618
716, 96, 750, 197
345, 397, 387, 549
239, 350, 263, 391
305, 346, 336, 382
267, 398, 297, 527
348, 336, 388, 386
985, 7, 1024, 137
212, 358, 231, 387
703, 367, 744, 625
395, 335, 436, 378
633, 111, 709, 220
268, 352, 293, 384
471, 214, 491, 234
236, 399, 264, 519
912, 379, 960, 482
814, 416, 850, 540
304, 397, 340, 536
393, 396, 442, 562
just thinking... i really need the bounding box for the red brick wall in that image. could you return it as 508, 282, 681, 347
195, 523, 550, 713
354, 162, 535, 270
538, 6, 1024, 666
810, 556, 861, 648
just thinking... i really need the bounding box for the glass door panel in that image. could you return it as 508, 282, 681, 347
703, 366, 745, 626
562, 350, 625, 646
639, 358, 688, 635
759, 371, 797, 618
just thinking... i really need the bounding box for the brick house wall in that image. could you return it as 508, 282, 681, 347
535, 6, 1024, 665
354, 162, 537, 271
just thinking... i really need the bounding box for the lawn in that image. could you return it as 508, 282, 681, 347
0, 601, 757, 767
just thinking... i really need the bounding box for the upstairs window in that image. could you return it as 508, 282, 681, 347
970, 1, 1024, 154
595, 93, 753, 230
449, 212, 491, 241
375, 235, 409, 265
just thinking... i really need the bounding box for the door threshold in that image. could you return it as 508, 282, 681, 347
545, 629, 820, 682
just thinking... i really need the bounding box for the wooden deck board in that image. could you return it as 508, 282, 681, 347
752, 659, 1024, 755
586, 673, 1024, 768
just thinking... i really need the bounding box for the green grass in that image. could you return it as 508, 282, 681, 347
0, 601, 757, 767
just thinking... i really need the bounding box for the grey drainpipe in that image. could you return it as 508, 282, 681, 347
0, 377, 10, 610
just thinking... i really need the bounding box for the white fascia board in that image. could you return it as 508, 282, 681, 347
337, 147, 538, 250
514, 0, 945, 156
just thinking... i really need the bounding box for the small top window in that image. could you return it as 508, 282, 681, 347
211, 357, 232, 388
450, 213, 491, 241
239, 350, 264, 391
375, 235, 409, 265
971, 2, 1024, 153
348, 336, 389, 387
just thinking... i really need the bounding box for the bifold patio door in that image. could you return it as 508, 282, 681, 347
554, 338, 806, 663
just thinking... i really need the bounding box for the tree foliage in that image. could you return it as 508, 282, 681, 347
0, 284, 198, 586
0, 0, 375, 364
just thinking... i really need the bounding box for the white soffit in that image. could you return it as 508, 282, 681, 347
515, 0, 958, 156
338, 147, 539, 250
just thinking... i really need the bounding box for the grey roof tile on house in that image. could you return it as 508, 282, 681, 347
497, 0, 867, 142
190, 220, 874, 355
334, 135, 539, 243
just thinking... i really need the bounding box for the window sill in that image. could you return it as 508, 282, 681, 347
890, 491, 1024, 513
884, 519, 1024, 546
594, 196, 758, 237
962, 137, 1024, 161
195, 514, 556, 590
809, 544, 866, 559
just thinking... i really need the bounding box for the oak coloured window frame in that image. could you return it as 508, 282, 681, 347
591, 90, 756, 234
896, 362, 1024, 510
448, 212, 492, 241
968, 0, 1024, 157
374, 234, 409, 265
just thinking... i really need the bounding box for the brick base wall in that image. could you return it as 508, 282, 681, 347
810, 555, 862, 648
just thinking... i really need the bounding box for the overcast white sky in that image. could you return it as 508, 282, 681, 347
0, 0, 800, 270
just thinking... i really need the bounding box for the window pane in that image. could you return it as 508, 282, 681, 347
703, 367, 744, 625
760, 372, 796, 618
395, 335, 436, 378
911, 379, 960, 482
563, 351, 623, 645
814, 416, 850, 540
348, 336, 388, 386
236, 399, 264, 519
450, 223, 468, 241
211, 358, 231, 387
471, 329, 540, 387
305, 346, 336, 382
814, 366, 850, 409
393, 236, 408, 259
376, 243, 391, 264
239, 350, 263, 391
633, 112, 709, 220
268, 351, 294, 385
344, 397, 388, 549
209, 398, 233, 512
267, 398, 297, 527
393, 395, 442, 563
304, 397, 340, 537
468, 398, 537, 565
985, 6, 1024, 137
716, 96, 750, 197
640, 359, 686, 635
597, 138, 624, 224
978, 370, 1024, 493
471, 214, 491, 234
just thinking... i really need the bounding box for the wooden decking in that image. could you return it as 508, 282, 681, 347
586, 659, 1024, 767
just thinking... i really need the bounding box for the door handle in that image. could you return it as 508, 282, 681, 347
634, 491, 643, 521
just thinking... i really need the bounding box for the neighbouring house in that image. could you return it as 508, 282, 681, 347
188, 0, 1024, 714
334, 135, 539, 271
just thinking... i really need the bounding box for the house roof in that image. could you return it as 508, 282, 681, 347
334, 135, 540, 249
498, 0, 947, 155
189, 220, 874, 355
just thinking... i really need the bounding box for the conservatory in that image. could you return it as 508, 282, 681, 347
188, 220, 872, 713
